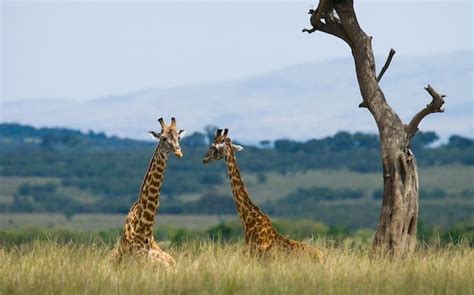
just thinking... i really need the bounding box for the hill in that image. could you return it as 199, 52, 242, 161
1, 51, 472, 142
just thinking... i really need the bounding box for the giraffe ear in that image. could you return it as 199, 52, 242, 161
149, 131, 162, 140
178, 129, 186, 138
232, 144, 244, 152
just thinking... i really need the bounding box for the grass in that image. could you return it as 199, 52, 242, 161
0, 165, 472, 230
0, 213, 237, 230
213, 165, 474, 203
2, 165, 473, 206
1, 199, 472, 231
0, 176, 97, 205
0, 177, 59, 195
0, 240, 472, 294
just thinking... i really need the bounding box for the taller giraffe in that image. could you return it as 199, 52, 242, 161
111, 117, 186, 268
202, 129, 323, 259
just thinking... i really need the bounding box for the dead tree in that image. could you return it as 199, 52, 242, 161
303, 0, 446, 257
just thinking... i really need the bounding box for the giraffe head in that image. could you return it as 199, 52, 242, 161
149, 117, 186, 158
202, 128, 243, 164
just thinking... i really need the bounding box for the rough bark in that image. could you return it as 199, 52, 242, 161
303, 0, 446, 257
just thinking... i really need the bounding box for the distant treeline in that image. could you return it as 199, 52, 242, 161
1, 123, 473, 171
1, 123, 472, 179
0, 123, 151, 150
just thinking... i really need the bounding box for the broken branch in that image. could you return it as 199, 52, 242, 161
377, 49, 396, 82
406, 85, 446, 138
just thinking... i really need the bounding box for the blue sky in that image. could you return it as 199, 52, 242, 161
2, 1, 472, 102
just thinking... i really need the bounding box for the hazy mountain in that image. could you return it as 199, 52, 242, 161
2, 51, 472, 143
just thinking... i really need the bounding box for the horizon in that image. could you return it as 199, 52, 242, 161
2, 121, 471, 146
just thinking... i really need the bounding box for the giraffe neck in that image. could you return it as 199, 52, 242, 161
134, 141, 168, 236
224, 141, 263, 230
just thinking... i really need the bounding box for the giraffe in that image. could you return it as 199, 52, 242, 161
202, 128, 323, 259
110, 117, 186, 268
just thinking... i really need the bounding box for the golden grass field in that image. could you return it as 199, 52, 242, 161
1, 240, 472, 295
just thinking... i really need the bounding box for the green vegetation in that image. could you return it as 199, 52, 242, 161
1, 123, 473, 230
0, 213, 236, 231
1, 218, 472, 248
0, 240, 472, 294
2, 165, 473, 229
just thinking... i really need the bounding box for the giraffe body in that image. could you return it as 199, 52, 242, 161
203, 129, 323, 259
110, 118, 185, 268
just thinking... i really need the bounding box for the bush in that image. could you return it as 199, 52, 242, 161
206, 222, 242, 242
185, 192, 235, 214
420, 188, 448, 199
284, 186, 365, 202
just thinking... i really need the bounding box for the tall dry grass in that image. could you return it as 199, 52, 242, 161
0, 240, 472, 294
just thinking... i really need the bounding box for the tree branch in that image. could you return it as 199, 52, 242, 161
303, 21, 349, 43
406, 85, 446, 138
302, 2, 350, 44
358, 49, 395, 108
310, 0, 331, 27
377, 49, 396, 82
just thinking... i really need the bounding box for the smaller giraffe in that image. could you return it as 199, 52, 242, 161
202, 128, 323, 259
110, 117, 186, 268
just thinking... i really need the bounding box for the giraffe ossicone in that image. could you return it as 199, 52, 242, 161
110, 117, 186, 268
202, 128, 324, 259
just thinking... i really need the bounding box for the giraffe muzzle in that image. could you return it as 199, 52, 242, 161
174, 150, 183, 158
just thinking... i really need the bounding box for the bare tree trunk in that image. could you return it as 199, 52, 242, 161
303, 0, 446, 257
